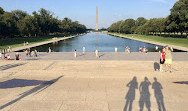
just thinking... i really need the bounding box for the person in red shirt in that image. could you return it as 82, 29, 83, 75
160, 48, 165, 72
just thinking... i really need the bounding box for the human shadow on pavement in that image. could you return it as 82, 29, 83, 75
152, 77, 166, 111
154, 62, 160, 71
0, 63, 26, 71
173, 81, 188, 85
0, 76, 63, 110
0, 79, 46, 89
124, 76, 138, 111
139, 77, 151, 111
99, 54, 105, 58
77, 53, 85, 57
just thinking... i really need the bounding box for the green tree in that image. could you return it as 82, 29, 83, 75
11, 10, 28, 36
135, 17, 147, 27
169, 0, 188, 36
2, 12, 19, 37
0, 7, 5, 14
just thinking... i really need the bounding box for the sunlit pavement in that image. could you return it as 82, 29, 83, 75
0, 57, 188, 111
7, 52, 188, 61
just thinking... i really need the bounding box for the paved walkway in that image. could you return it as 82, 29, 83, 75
0, 60, 187, 111
6, 52, 188, 61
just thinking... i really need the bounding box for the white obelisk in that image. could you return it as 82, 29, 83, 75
96, 6, 98, 31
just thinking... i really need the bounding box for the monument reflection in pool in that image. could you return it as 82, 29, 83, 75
31, 33, 165, 52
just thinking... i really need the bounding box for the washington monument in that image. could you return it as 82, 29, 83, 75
96, 6, 98, 31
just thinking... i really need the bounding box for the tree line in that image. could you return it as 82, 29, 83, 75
0, 7, 87, 38
108, 0, 188, 38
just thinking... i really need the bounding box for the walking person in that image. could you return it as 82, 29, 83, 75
115, 46, 117, 53
160, 48, 166, 72
24, 41, 26, 46
74, 49, 77, 58
95, 48, 99, 58
4, 53, 7, 60
34, 49, 38, 57
83, 47, 85, 54
127, 46, 130, 53
28, 48, 31, 57
48, 47, 51, 53
8, 46, 11, 52
164, 46, 173, 73
25, 49, 28, 57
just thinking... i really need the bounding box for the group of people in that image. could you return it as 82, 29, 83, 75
24, 41, 29, 46
25, 48, 38, 57
115, 46, 131, 53
0, 52, 21, 61
74, 47, 99, 58
0, 51, 10, 60
73, 46, 151, 58
139, 46, 148, 53
125, 46, 130, 53
0, 49, 11, 60
160, 45, 173, 73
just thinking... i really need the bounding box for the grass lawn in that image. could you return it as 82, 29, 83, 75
112, 33, 188, 48
0, 34, 75, 50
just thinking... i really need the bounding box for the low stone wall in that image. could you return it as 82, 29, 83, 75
11, 33, 86, 52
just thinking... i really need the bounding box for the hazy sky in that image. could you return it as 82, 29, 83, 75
0, 0, 178, 29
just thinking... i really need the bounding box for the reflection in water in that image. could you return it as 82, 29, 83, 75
52, 41, 58, 45
152, 77, 166, 111
31, 33, 167, 52
139, 77, 151, 111
124, 77, 138, 111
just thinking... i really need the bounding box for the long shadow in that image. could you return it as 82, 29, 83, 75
0, 79, 46, 89
139, 77, 151, 111
0, 63, 26, 71
154, 62, 160, 71
173, 81, 188, 85
124, 77, 138, 111
0, 76, 63, 110
77, 53, 85, 57
25, 58, 39, 60
99, 54, 105, 58
152, 77, 166, 111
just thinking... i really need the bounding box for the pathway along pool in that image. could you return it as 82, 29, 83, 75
30, 33, 183, 52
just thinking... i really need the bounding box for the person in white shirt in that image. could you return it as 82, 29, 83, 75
74, 49, 77, 58
155, 46, 159, 52
115, 47, 117, 53
83, 47, 85, 54
95, 48, 98, 58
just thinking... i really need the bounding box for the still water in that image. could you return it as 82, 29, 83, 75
31, 33, 164, 52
